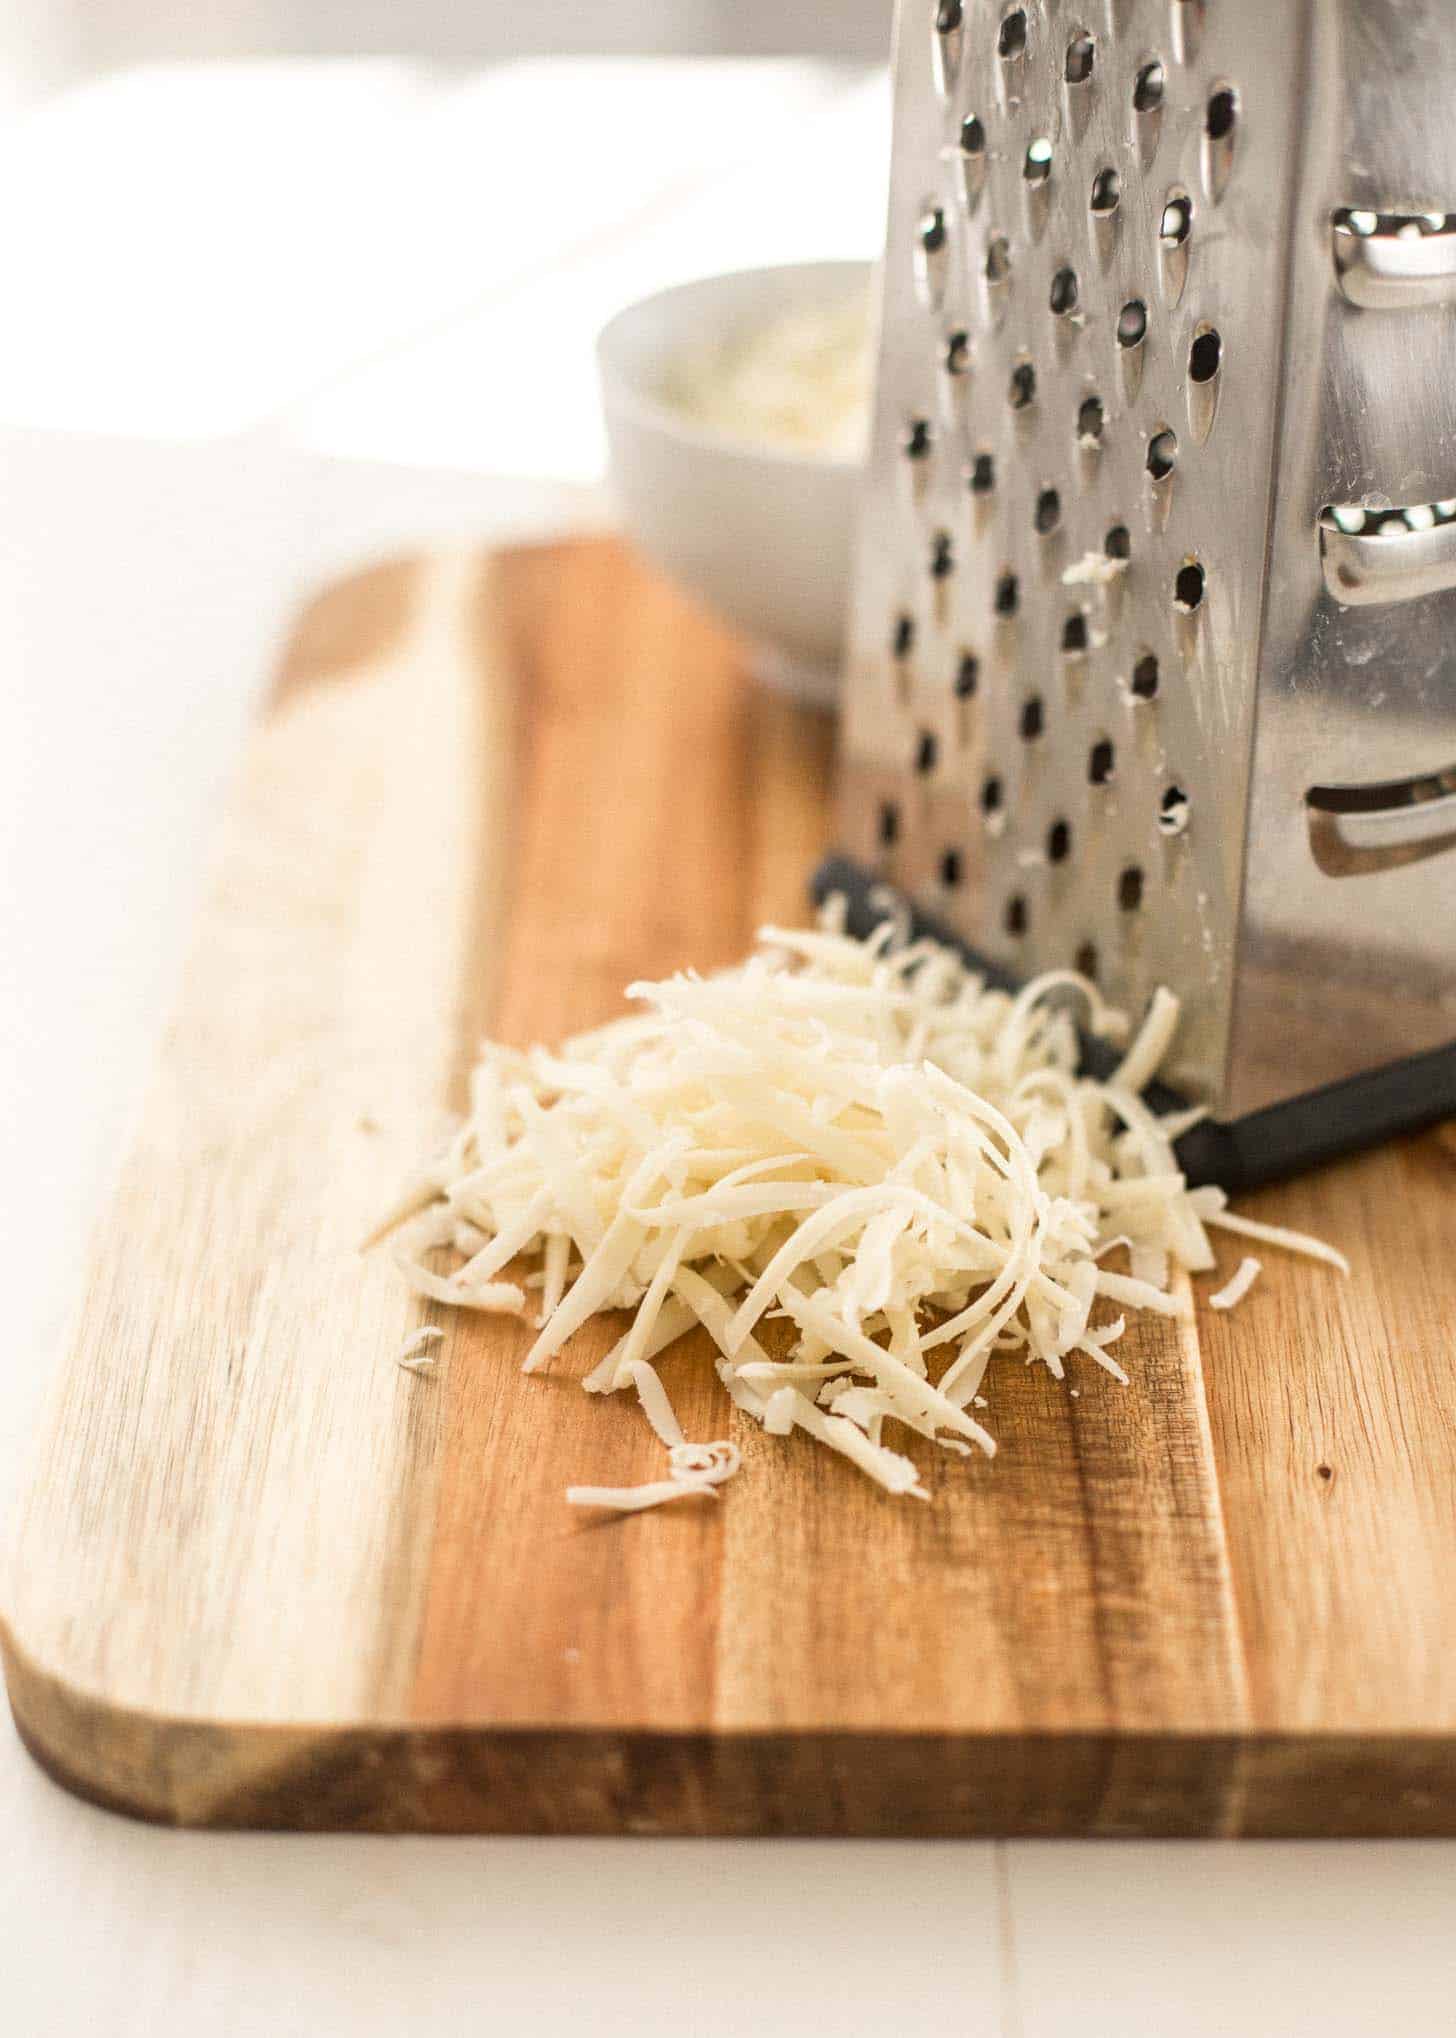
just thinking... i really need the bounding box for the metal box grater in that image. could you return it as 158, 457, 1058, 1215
821, 0, 1456, 1185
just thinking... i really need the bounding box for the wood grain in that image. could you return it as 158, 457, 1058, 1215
3, 537, 1454, 1834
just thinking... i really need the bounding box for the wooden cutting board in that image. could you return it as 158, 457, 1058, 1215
4, 537, 1455, 1835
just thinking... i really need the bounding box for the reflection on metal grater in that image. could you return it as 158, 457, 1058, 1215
825, 0, 1456, 1187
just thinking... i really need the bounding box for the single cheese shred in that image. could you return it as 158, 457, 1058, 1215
1209, 1256, 1263, 1312
373, 910, 1342, 1506
396, 1326, 444, 1374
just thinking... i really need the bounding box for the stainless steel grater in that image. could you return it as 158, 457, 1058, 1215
821, 0, 1456, 1186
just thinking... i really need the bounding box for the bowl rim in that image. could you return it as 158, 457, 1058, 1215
595, 257, 873, 474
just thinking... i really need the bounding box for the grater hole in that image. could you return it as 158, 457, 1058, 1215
1131, 652, 1160, 700
940, 846, 964, 888
945, 329, 972, 376
1020, 695, 1045, 740
1004, 894, 1029, 937
1035, 488, 1062, 535
1009, 359, 1037, 410
986, 236, 1013, 284
1047, 818, 1072, 863
1133, 61, 1166, 114
916, 729, 939, 775
1189, 326, 1222, 382
1077, 393, 1105, 446
1074, 939, 1099, 981
1088, 736, 1115, 784
1105, 522, 1132, 562
934, 7, 964, 98
1206, 86, 1237, 143
1050, 266, 1080, 316
981, 773, 1005, 815
1118, 866, 1145, 913
893, 613, 916, 660
930, 530, 956, 578
1065, 32, 1095, 85
1321, 500, 1456, 539
1326, 208, 1456, 239
916, 203, 949, 308
1024, 137, 1053, 184
1174, 559, 1207, 612
1325, 503, 1369, 535
996, 571, 1022, 617
920, 204, 948, 256
960, 120, 990, 210
955, 652, 980, 698
998, 9, 1028, 59
1159, 191, 1194, 306
1205, 85, 1239, 199
1117, 299, 1148, 349
1161, 195, 1193, 248
1146, 428, 1178, 482
1091, 167, 1122, 217
1159, 784, 1191, 836
903, 416, 933, 461
1062, 610, 1089, 655
969, 451, 996, 495
879, 801, 900, 847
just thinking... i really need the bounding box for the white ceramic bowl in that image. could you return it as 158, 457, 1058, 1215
597, 260, 870, 704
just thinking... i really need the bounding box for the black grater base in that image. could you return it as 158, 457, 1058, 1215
811, 855, 1456, 1194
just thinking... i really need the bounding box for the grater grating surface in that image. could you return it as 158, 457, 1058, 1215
832, 0, 1456, 1155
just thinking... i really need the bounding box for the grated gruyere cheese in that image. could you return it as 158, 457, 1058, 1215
375, 908, 1342, 1509
660, 295, 871, 458
1209, 1256, 1263, 1311
1061, 549, 1130, 588
396, 1325, 444, 1374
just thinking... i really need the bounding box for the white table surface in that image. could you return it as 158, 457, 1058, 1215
1, 58, 1453, 2038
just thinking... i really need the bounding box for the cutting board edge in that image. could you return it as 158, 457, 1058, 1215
9, 1618, 1456, 1838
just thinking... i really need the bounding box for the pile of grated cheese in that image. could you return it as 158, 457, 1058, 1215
661, 295, 871, 458
372, 908, 1345, 1510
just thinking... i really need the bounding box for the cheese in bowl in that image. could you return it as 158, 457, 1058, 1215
597, 261, 872, 702
659, 291, 871, 460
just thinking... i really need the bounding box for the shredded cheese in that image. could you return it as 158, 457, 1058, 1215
375, 910, 1342, 1506
1189, 1188, 1353, 1274
1209, 1256, 1263, 1311
565, 1478, 720, 1514
566, 1436, 741, 1515
1061, 549, 1129, 587
396, 1326, 443, 1374
660, 294, 871, 457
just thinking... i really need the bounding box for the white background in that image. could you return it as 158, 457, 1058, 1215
2, 52, 1454, 2038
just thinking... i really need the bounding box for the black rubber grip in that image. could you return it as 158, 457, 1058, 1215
811, 854, 1456, 1192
